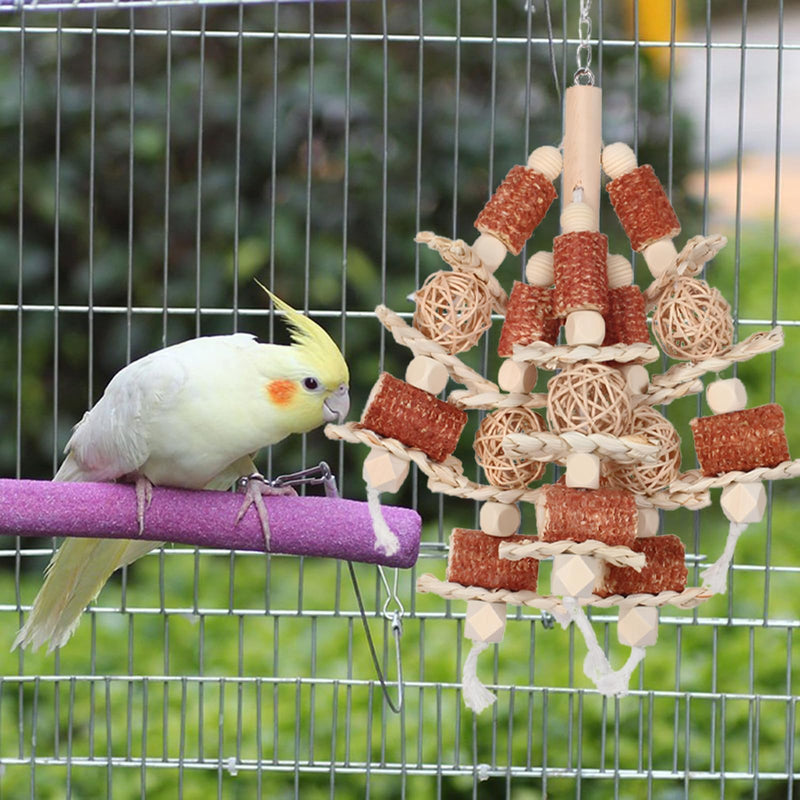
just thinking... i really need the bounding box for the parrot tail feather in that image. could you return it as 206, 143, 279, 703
13, 537, 153, 653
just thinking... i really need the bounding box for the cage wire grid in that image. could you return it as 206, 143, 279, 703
0, 0, 798, 797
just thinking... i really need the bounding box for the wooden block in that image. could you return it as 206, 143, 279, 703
527, 145, 562, 182
565, 452, 601, 489
606, 253, 634, 289
636, 507, 660, 538
565, 309, 606, 346
642, 237, 678, 278
706, 378, 747, 415
601, 142, 637, 180
617, 606, 659, 647
560, 201, 595, 233
525, 251, 555, 287
362, 448, 410, 494
618, 363, 649, 396
550, 554, 602, 597
563, 85, 602, 229
472, 232, 507, 272
405, 355, 449, 395
498, 360, 538, 394
479, 502, 521, 537
465, 600, 507, 643
720, 481, 766, 524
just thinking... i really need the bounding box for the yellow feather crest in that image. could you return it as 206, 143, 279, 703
256, 281, 349, 388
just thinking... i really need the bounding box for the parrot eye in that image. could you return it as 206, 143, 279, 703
302, 377, 320, 391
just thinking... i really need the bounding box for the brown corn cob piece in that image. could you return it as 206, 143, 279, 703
360, 373, 467, 463
690, 403, 789, 477
474, 165, 558, 255
603, 285, 650, 346
553, 231, 609, 316
606, 164, 681, 251
597, 535, 687, 597
498, 281, 561, 357
536, 484, 637, 547
447, 528, 539, 592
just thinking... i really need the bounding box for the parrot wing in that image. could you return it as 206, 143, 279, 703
63, 350, 189, 482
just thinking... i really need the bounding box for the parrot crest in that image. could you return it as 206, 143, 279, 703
257, 282, 349, 391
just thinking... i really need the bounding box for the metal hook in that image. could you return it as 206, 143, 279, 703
237, 461, 339, 498
348, 561, 405, 714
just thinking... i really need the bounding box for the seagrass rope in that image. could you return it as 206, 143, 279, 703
375, 305, 498, 394
647, 327, 784, 392
669, 458, 800, 492
498, 538, 646, 569
502, 430, 660, 465
325, 421, 711, 510
416, 574, 712, 611
415, 231, 508, 312
448, 389, 549, 411
511, 340, 660, 369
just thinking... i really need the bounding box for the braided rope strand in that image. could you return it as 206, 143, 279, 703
502, 430, 660, 465
375, 305, 498, 394
498, 538, 646, 569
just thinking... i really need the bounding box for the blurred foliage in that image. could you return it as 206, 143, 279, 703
0, 1, 797, 798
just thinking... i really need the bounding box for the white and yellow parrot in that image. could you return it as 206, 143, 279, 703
14, 289, 349, 653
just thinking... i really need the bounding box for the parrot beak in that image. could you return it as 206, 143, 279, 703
323, 384, 350, 424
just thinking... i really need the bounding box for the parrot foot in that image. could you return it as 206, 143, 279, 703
235, 474, 297, 551
134, 475, 153, 535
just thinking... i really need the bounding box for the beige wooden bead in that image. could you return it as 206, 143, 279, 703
405, 355, 449, 395
362, 448, 410, 494
525, 250, 555, 286
642, 237, 678, 278
526, 145, 562, 182
636, 507, 660, 538
479, 501, 521, 537
560, 201, 595, 233
565, 452, 601, 490
607, 253, 634, 289
601, 142, 637, 180
618, 363, 650, 396
720, 481, 766, 524
498, 359, 538, 394
472, 232, 507, 272
617, 606, 659, 647
565, 309, 606, 346
550, 554, 602, 598
706, 378, 747, 415
465, 600, 507, 644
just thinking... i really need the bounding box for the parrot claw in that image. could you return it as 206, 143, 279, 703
134, 475, 153, 535
236, 473, 297, 551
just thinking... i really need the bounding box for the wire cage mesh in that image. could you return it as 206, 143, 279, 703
0, 0, 798, 797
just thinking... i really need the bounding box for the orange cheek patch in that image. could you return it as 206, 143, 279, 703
266, 379, 297, 406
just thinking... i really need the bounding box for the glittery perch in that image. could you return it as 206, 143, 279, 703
0, 479, 421, 568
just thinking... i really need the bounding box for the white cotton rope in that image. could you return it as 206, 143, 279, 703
700, 520, 748, 596
560, 598, 645, 698
366, 485, 400, 557
462, 640, 497, 713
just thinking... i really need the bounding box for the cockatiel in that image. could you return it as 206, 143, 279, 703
14, 289, 349, 653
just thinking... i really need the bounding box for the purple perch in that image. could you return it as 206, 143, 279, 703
0, 479, 421, 569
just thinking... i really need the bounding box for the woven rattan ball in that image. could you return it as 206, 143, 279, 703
652, 276, 733, 360
605, 405, 681, 494
474, 407, 547, 489
413, 271, 493, 355
546, 362, 632, 436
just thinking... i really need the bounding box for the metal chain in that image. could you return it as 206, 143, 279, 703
574, 0, 595, 86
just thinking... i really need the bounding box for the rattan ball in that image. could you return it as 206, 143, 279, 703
605, 405, 681, 494
652, 276, 733, 360
413, 270, 493, 354
474, 407, 547, 489
546, 362, 632, 436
